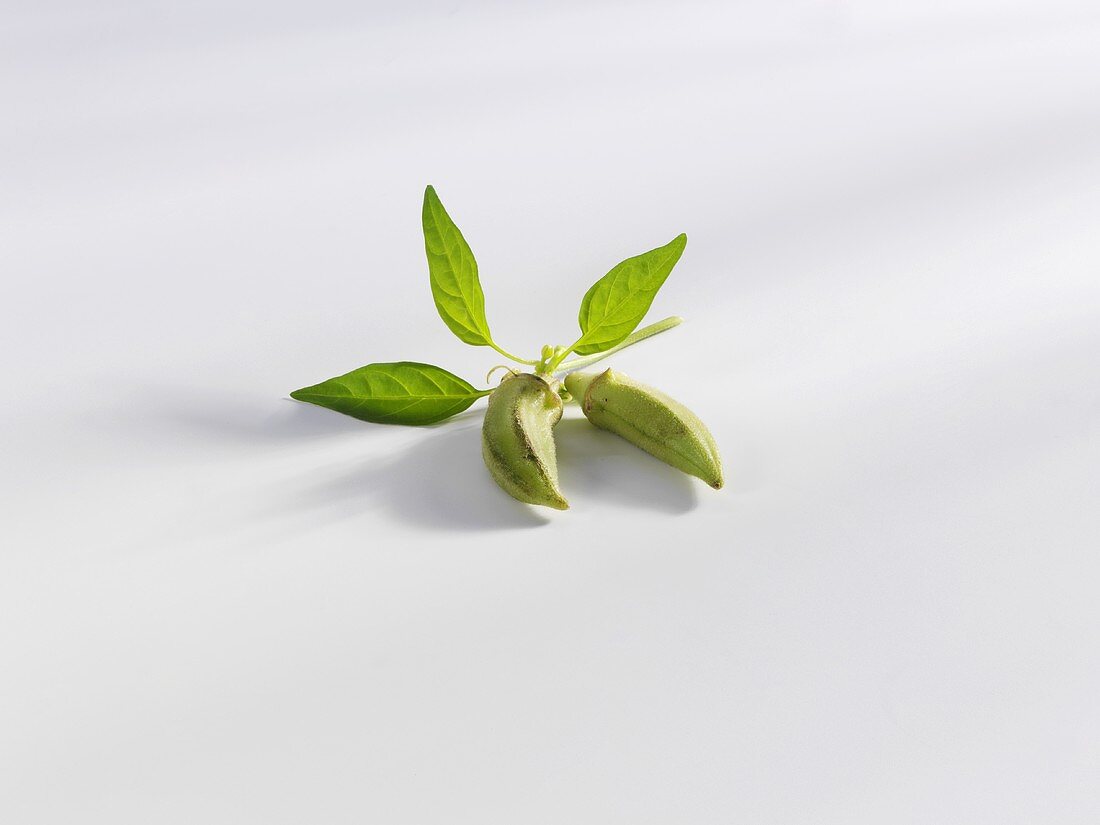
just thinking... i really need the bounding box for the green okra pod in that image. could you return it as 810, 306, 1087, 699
564, 368, 723, 489
481, 372, 569, 509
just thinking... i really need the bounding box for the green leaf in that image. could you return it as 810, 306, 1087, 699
422, 185, 493, 347
290, 362, 490, 426
572, 233, 687, 356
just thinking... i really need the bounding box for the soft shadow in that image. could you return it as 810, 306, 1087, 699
102, 386, 490, 448
554, 416, 699, 514
256, 398, 371, 441
291, 421, 551, 531
99, 388, 372, 446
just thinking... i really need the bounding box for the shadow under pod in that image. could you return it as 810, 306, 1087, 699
289, 414, 701, 531
294, 421, 552, 532
553, 416, 700, 514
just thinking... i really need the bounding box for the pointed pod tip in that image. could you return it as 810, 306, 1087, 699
537, 489, 570, 510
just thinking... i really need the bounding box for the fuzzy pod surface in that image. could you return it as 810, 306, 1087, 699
481, 372, 569, 509
564, 368, 723, 489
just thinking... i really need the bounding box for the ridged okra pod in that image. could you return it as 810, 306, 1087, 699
564, 368, 723, 489
481, 372, 569, 509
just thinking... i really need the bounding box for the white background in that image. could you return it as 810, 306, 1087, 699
3, 1, 1099, 821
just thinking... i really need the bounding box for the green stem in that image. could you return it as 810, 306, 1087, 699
489, 341, 539, 366
553, 316, 683, 373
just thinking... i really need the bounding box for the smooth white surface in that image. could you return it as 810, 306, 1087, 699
3, 1, 1100, 822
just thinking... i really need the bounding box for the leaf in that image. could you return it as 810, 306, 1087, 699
290, 362, 490, 425
572, 233, 687, 356
422, 185, 493, 347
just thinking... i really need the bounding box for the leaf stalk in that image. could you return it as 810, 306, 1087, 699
553, 316, 683, 374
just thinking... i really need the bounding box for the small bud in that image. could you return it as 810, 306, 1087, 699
482, 373, 569, 509
564, 369, 723, 489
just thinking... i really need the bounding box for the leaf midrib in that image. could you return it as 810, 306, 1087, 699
295, 391, 483, 401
